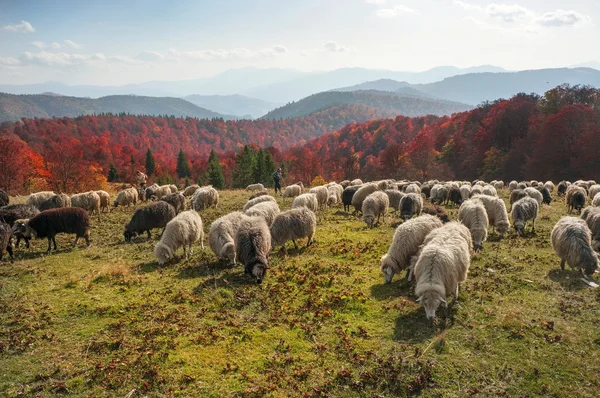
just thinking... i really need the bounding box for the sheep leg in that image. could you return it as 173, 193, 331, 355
454, 285, 459, 302
46, 238, 52, 252
292, 240, 298, 250
306, 235, 313, 247
146, 230, 152, 239
560, 259, 566, 271
531, 219, 536, 233
183, 245, 187, 259
6, 244, 13, 261
73, 236, 79, 248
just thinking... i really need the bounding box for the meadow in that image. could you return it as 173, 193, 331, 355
1, 188, 599, 397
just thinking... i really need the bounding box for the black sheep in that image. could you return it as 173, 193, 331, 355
14, 207, 91, 252
420, 184, 432, 199
569, 192, 586, 214
0, 222, 13, 261
422, 205, 450, 223
536, 186, 552, 205
0, 189, 8, 207
38, 193, 71, 211
0, 204, 40, 248
124, 201, 176, 242
510, 189, 527, 210
160, 192, 185, 214
557, 181, 568, 197
447, 187, 463, 206
145, 186, 156, 201
400, 193, 422, 221
342, 186, 361, 213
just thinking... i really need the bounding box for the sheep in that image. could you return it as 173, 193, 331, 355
246, 183, 265, 192
168, 184, 178, 194
160, 192, 185, 214
270, 207, 317, 253
0, 222, 13, 261
536, 186, 552, 205
292, 193, 319, 212
511, 196, 539, 236
71, 191, 101, 216
340, 180, 351, 188
282, 184, 302, 199
420, 183, 432, 199
145, 186, 157, 201
422, 205, 450, 223
530, 180, 539, 187
581, 207, 600, 250
405, 183, 421, 194
0, 204, 40, 248
183, 185, 200, 197
123, 201, 176, 242
459, 185, 472, 202
235, 216, 271, 284
413, 222, 472, 319
342, 186, 361, 212
309, 186, 329, 208
12, 207, 91, 252
26, 191, 55, 209
551, 217, 599, 277
154, 210, 204, 265
482, 185, 498, 197
399, 193, 423, 221
557, 181, 568, 196
191, 186, 219, 210
114, 188, 138, 208
430, 184, 447, 205
508, 180, 518, 191
351, 183, 379, 213
471, 195, 510, 237
470, 185, 483, 196
95, 190, 111, 212
509, 189, 527, 209
137, 187, 147, 202
38, 193, 71, 211
244, 201, 280, 226
517, 182, 528, 190
249, 190, 268, 200
493, 181, 504, 190
153, 185, 172, 200
447, 187, 463, 206
243, 195, 276, 212
0, 190, 8, 207
380, 214, 443, 284
327, 183, 343, 206
593, 193, 600, 207
326, 191, 338, 207
524, 187, 543, 206
385, 190, 405, 213
544, 181, 555, 192
458, 199, 489, 251
209, 212, 248, 265
566, 185, 587, 214
362, 191, 389, 228
588, 184, 600, 201
350, 179, 363, 186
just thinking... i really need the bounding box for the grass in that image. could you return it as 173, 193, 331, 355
1, 189, 600, 397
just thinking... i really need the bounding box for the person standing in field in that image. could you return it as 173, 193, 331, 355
136, 170, 148, 188
273, 168, 283, 194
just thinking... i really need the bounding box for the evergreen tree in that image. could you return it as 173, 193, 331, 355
107, 163, 119, 182
263, 150, 277, 187
145, 149, 155, 176
232, 145, 257, 188
176, 149, 191, 178
208, 150, 226, 189
253, 149, 266, 184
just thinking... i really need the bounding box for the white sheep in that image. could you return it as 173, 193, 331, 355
430, 184, 447, 205
581, 206, 600, 250
458, 199, 489, 251
26, 191, 55, 209
243, 195, 277, 212
593, 192, 600, 207
282, 184, 302, 199
524, 187, 543, 206
292, 193, 319, 212
551, 216, 599, 276
154, 210, 204, 265
482, 185, 498, 197
405, 183, 421, 194
168, 184, 178, 194
183, 185, 200, 197
114, 187, 138, 209
511, 196, 539, 236
362, 191, 389, 228
350, 179, 363, 186
470, 185, 483, 196
209, 211, 248, 266
152, 185, 172, 200
246, 183, 265, 192
309, 186, 329, 208
351, 183, 379, 213
544, 181, 555, 192
459, 185, 472, 202
95, 190, 111, 213
471, 194, 510, 237
508, 180, 518, 191
588, 185, 600, 201
493, 181, 504, 190
192, 186, 219, 210
270, 207, 317, 253
380, 214, 443, 284
244, 201, 280, 226
71, 191, 101, 215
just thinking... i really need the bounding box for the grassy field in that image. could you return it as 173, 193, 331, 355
1, 188, 599, 397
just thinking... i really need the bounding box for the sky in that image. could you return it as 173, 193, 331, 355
0, 0, 598, 85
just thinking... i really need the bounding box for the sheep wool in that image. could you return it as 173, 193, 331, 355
209, 211, 249, 265
244, 201, 280, 226
351, 183, 379, 213
551, 216, 599, 276
270, 207, 317, 253
292, 193, 319, 212
154, 210, 204, 265
243, 195, 276, 212
511, 196, 539, 236
192, 186, 219, 210
458, 199, 489, 251
362, 191, 389, 228
235, 216, 271, 284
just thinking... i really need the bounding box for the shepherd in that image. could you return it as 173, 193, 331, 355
273, 168, 284, 194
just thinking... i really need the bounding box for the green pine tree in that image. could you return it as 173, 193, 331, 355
262, 150, 277, 187
208, 150, 226, 189
176, 149, 191, 178
253, 149, 266, 184
232, 146, 257, 188
145, 149, 155, 176
107, 164, 119, 182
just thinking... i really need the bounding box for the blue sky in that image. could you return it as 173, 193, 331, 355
0, 0, 598, 85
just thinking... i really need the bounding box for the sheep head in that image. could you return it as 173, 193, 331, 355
417, 291, 447, 320
514, 221, 525, 236
246, 259, 268, 284
12, 219, 34, 238
380, 254, 398, 284
123, 228, 137, 242
154, 242, 173, 265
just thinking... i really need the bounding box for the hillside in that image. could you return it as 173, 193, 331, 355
261, 91, 471, 120
332, 79, 436, 99
184, 94, 280, 119
0, 93, 234, 122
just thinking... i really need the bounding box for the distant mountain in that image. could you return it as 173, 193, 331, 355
414, 67, 600, 105
183, 94, 280, 119
0, 93, 235, 123
261, 90, 471, 120
332, 79, 436, 99
570, 61, 600, 71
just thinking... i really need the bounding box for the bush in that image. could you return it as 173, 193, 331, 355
311, 175, 326, 187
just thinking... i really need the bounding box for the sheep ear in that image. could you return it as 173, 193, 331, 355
441, 298, 448, 307
416, 296, 423, 303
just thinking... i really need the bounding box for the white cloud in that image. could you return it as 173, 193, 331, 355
0, 56, 20, 66
536, 9, 590, 27
134, 50, 165, 62
323, 41, 348, 53
31, 41, 46, 49
486, 4, 534, 22
170, 45, 288, 61
1, 20, 35, 33
374, 5, 415, 18
365, 0, 386, 4
51, 42, 61, 49
64, 40, 82, 49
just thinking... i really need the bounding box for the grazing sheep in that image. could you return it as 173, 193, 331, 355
470, 185, 483, 197
351, 183, 379, 213
0, 222, 13, 261
493, 181, 504, 190
482, 185, 498, 197
413, 222, 472, 319
340, 180, 351, 188
581, 207, 600, 250
385, 190, 405, 213
0, 204, 40, 248
12, 207, 91, 252
430, 184, 447, 205
145, 186, 157, 201
508, 180, 518, 191
566, 185, 587, 214
422, 205, 450, 223
209, 211, 248, 265
292, 193, 319, 212
524, 187, 543, 206
557, 181, 568, 196
246, 183, 265, 192
309, 186, 329, 208
458, 199, 489, 251
183, 185, 200, 197
588, 185, 600, 201
544, 181, 555, 192
270, 207, 317, 253
71, 191, 101, 216
327, 183, 343, 206
161, 192, 186, 214
536, 186, 552, 205
593, 193, 600, 207
380, 214, 443, 284
114, 188, 138, 209
350, 179, 363, 186
26, 191, 55, 209
551, 217, 599, 276
517, 182, 528, 190
342, 186, 361, 212
511, 196, 539, 236
96, 190, 111, 212
0, 190, 8, 207
168, 184, 178, 194
362, 191, 389, 228
244, 201, 280, 226
459, 185, 472, 202
154, 210, 204, 265
471, 195, 510, 237
137, 187, 147, 202
405, 183, 421, 194
243, 195, 276, 212
235, 216, 271, 284
192, 186, 219, 210
282, 184, 302, 199
510, 189, 528, 210
249, 190, 268, 200
399, 193, 423, 221
447, 187, 463, 206
123, 201, 176, 242
420, 183, 432, 199
153, 185, 172, 200
39, 193, 71, 212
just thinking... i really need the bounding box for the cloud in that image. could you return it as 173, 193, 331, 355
365, 0, 386, 4
0, 56, 20, 66
374, 5, 415, 18
1, 20, 35, 33
51, 42, 61, 49
486, 4, 534, 22
64, 40, 82, 49
31, 41, 46, 49
323, 41, 348, 53
170, 45, 289, 61
536, 9, 590, 27
134, 50, 165, 62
